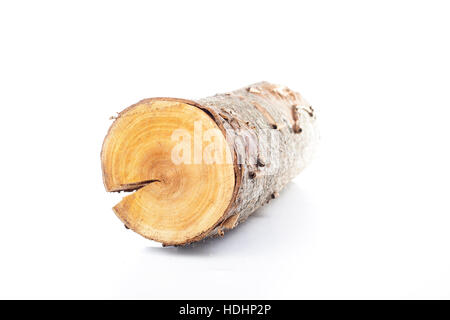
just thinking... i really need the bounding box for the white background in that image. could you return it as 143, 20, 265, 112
0, 1, 449, 299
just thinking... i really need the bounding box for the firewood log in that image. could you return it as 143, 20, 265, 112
101, 82, 318, 246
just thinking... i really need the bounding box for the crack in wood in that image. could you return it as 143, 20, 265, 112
118, 179, 160, 192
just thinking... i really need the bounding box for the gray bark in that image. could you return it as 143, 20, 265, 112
184, 81, 318, 244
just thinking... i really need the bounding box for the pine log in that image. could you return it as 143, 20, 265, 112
101, 82, 318, 246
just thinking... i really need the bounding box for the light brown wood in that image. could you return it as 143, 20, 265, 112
101, 100, 235, 245
101, 82, 318, 246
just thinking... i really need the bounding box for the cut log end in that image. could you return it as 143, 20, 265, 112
101, 100, 235, 245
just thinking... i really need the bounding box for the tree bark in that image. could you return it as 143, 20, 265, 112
101, 82, 318, 246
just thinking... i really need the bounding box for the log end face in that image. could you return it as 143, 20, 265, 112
102, 99, 235, 245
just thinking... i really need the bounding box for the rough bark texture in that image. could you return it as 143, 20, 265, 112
191, 82, 318, 242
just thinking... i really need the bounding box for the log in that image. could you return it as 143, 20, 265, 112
101, 82, 318, 246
